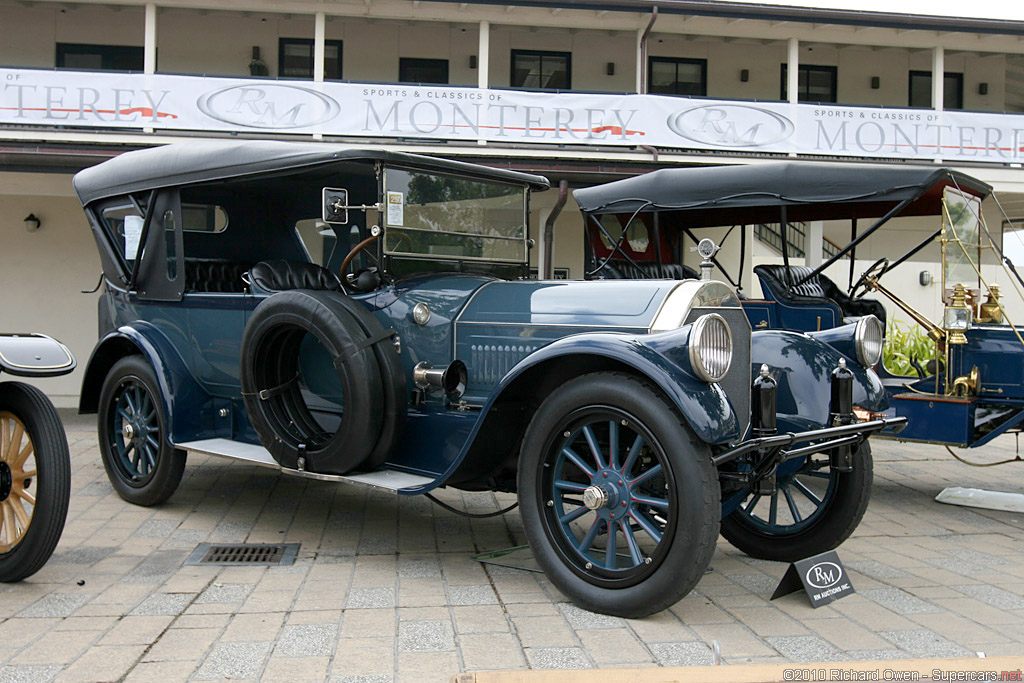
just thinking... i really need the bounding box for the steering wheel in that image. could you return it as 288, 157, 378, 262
849, 257, 889, 300
339, 232, 379, 290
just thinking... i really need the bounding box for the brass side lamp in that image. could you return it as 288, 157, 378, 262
943, 283, 972, 345
978, 284, 1003, 324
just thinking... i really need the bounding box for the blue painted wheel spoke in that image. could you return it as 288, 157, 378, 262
620, 434, 644, 475
145, 436, 159, 451
117, 408, 132, 423
630, 493, 669, 510
123, 391, 137, 415
629, 510, 663, 544
554, 480, 588, 493
607, 421, 620, 471
783, 486, 803, 523
581, 425, 606, 470
559, 506, 589, 524
768, 493, 779, 525
745, 494, 762, 515
605, 522, 618, 569
577, 518, 603, 556
562, 447, 595, 479
792, 479, 823, 505
620, 519, 643, 566
143, 445, 156, 474
630, 463, 662, 487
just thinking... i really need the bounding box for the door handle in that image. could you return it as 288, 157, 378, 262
755, 320, 769, 328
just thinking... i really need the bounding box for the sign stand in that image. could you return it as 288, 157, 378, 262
771, 549, 855, 608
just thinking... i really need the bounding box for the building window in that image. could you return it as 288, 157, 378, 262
399, 58, 449, 84
648, 57, 707, 96
511, 50, 571, 90
278, 38, 343, 79
780, 64, 838, 103
56, 43, 143, 71
909, 71, 964, 109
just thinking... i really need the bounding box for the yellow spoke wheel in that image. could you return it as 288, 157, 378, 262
0, 382, 70, 583
0, 411, 36, 553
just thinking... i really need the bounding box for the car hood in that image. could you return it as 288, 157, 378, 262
456, 279, 681, 330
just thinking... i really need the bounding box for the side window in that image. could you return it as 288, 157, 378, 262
101, 202, 145, 270
597, 215, 650, 255
181, 204, 228, 233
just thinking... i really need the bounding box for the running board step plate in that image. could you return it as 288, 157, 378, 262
177, 438, 434, 492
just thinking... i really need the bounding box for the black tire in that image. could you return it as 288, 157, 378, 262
720, 442, 872, 562
0, 381, 71, 582
518, 372, 719, 618
98, 356, 186, 507
239, 290, 405, 475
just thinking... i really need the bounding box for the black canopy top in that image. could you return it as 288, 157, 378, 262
73, 141, 551, 205
573, 162, 991, 227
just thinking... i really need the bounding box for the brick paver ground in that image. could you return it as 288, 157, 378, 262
2, 410, 1023, 682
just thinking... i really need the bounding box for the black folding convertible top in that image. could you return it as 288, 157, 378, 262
573, 162, 992, 227
73, 141, 551, 205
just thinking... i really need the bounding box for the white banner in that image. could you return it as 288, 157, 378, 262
3, 67, 1024, 163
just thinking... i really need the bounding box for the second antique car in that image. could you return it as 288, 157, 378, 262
0, 333, 75, 582
74, 141, 902, 617
571, 162, 1024, 453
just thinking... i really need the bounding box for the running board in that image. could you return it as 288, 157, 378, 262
176, 438, 435, 492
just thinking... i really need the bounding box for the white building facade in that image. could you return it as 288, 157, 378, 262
2, 0, 1024, 403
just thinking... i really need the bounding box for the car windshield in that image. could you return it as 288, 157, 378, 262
942, 186, 983, 293
382, 168, 527, 263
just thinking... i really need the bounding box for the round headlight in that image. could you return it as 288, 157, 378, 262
689, 313, 733, 383
855, 315, 884, 368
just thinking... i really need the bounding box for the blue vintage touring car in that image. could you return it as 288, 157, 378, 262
74, 142, 901, 617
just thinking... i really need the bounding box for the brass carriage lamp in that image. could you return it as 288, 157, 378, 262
943, 283, 972, 345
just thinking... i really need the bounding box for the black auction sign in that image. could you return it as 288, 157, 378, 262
771, 549, 855, 608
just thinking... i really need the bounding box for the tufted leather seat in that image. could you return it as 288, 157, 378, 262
248, 260, 342, 293
185, 259, 250, 293
598, 260, 699, 280
754, 264, 886, 326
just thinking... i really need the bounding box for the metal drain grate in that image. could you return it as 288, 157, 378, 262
185, 543, 300, 566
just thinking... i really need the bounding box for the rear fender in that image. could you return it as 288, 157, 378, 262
752, 329, 886, 431
0, 334, 75, 378
78, 323, 212, 441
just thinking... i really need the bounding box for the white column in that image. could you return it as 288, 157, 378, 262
313, 12, 326, 140
787, 38, 799, 105
314, 12, 326, 82
143, 4, 157, 133
806, 221, 824, 268
144, 4, 157, 75
635, 28, 645, 93
477, 20, 490, 146
932, 46, 944, 112
478, 20, 490, 89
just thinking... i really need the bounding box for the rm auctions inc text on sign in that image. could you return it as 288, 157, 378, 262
784, 668, 1023, 681
3, 68, 1024, 163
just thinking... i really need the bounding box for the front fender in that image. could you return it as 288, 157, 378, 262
79, 324, 212, 441
752, 329, 886, 431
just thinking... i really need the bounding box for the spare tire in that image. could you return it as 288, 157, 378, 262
239, 290, 405, 475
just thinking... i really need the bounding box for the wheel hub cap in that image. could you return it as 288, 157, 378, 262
0, 462, 11, 502
583, 485, 608, 510
122, 423, 135, 442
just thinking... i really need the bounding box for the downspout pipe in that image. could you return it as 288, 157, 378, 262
638, 6, 658, 94
543, 180, 569, 280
